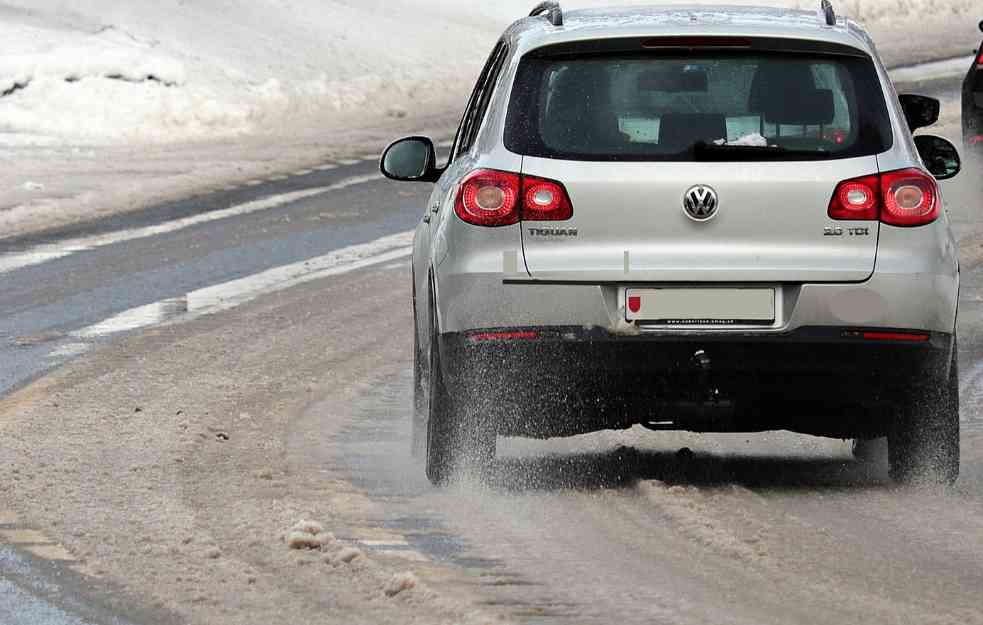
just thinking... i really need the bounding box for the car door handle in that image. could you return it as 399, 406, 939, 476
423, 215, 431, 224
431, 203, 440, 213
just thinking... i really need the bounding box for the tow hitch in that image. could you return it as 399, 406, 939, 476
641, 349, 738, 431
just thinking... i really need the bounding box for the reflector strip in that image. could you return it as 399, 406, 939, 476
862, 331, 930, 342
467, 331, 538, 343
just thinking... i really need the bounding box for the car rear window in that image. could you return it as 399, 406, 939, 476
505, 50, 893, 161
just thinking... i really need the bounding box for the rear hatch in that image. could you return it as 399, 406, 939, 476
506, 39, 893, 282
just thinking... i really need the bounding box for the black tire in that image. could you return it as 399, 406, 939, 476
410, 284, 427, 459
424, 285, 495, 485
888, 346, 960, 486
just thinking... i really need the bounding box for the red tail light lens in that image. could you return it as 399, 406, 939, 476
862, 331, 930, 343
977, 48, 983, 65
828, 168, 939, 227
455, 169, 573, 226
522, 175, 573, 221
829, 174, 879, 220
455, 169, 520, 226
880, 168, 939, 227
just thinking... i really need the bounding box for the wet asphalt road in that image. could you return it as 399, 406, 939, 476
0, 158, 421, 400
0, 69, 981, 622
0, 157, 428, 623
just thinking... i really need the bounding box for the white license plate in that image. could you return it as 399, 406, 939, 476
625, 288, 775, 326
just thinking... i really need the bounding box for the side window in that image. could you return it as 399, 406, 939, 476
450, 41, 509, 162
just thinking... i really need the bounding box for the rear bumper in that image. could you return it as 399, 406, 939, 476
439, 326, 953, 438
437, 269, 958, 337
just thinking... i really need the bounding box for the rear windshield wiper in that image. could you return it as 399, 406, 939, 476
692, 141, 831, 161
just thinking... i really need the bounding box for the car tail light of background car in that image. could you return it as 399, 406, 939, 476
828, 168, 939, 227
455, 169, 573, 226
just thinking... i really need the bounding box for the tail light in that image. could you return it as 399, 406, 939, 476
862, 331, 929, 343
828, 173, 879, 220
455, 169, 520, 226
828, 168, 939, 227
879, 168, 939, 226
455, 169, 572, 226
977, 48, 983, 66
522, 175, 573, 221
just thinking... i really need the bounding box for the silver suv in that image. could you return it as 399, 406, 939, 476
382, 1, 964, 486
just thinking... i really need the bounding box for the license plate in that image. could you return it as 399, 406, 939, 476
625, 288, 775, 326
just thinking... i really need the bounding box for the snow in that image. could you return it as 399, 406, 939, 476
0, 0, 977, 239
285, 519, 335, 550
384, 572, 420, 598
327, 546, 365, 565
1, 0, 978, 147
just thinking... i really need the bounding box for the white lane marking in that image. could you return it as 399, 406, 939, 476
889, 56, 975, 83
294, 169, 314, 176
245, 180, 264, 186
337, 159, 361, 166
72, 231, 413, 340
359, 539, 409, 547
0, 174, 381, 275
315, 164, 338, 171
46, 342, 90, 360
379, 261, 410, 271
375, 550, 429, 562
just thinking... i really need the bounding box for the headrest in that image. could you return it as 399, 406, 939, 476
748, 62, 818, 112
659, 113, 727, 149
761, 89, 835, 125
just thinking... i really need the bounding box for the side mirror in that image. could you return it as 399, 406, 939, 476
914, 135, 961, 180
978, 19, 983, 33
898, 94, 940, 131
380, 136, 440, 183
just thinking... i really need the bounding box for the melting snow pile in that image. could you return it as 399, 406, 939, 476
0, 0, 977, 146
285, 519, 335, 550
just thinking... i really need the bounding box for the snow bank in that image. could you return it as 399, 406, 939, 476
0, 0, 978, 146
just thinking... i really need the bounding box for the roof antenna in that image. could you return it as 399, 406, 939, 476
820, 0, 837, 26
530, 1, 563, 27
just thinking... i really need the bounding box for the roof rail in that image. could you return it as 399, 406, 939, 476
820, 0, 836, 26
529, 1, 563, 27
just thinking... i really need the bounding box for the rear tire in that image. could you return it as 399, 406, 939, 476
424, 288, 495, 485
888, 346, 960, 486
411, 294, 427, 459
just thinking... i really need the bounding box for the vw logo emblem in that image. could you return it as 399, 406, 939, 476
683, 185, 719, 222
